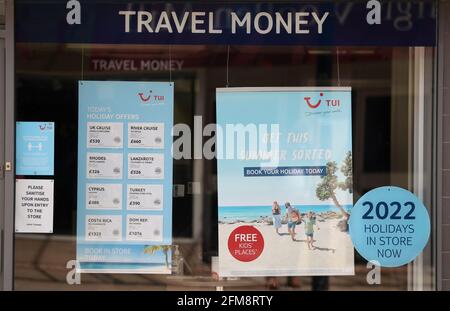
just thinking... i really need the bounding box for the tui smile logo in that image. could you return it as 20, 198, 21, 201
38, 123, 53, 131
138, 90, 165, 105
138, 91, 152, 103
304, 93, 323, 109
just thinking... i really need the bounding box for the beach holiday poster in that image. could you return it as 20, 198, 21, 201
216, 87, 355, 277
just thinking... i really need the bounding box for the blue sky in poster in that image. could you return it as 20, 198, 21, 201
216, 88, 352, 207
77, 81, 173, 268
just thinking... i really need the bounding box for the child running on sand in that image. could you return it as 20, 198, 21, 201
305, 211, 319, 250
285, 202, 301, 241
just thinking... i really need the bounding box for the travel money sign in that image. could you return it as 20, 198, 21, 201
16, 0, 436, 46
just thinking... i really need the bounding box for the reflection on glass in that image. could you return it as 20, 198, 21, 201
14, 43, 435, 291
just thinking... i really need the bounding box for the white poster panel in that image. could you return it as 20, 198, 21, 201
85, 215, 122, 242
86, 152, 123, 179
86, 184, 123, 210
87, 122, 123, 148
127, 184, 163, 211
127, 153, 164, 179
126, 215, 164, 242
15, 179, 54, 233
128, 122, 165, 149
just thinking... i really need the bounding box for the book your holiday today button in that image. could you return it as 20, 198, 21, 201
228, 226, 264, 262
349, 186, 430, 267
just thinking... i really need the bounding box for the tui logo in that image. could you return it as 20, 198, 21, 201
138, 91, 152, 103
39, 123, 53, 131
304, 93, 323, 109
138, 90, 165, 105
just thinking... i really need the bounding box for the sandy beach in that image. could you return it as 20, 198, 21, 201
219, 216, 355, 277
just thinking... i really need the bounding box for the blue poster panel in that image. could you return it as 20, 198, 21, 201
77, 81, 173, 273
16, 122, 55, 176
216, 87, 354, 276
349, 186, 431, 267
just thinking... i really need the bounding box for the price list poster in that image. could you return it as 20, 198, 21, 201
76, 81, 173, 273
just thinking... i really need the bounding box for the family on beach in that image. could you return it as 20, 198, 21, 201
271, 201, 320, 250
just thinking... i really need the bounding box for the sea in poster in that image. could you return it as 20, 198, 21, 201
216, 87, 355, 277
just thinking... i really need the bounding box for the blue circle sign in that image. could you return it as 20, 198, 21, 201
349, 186, 430, 267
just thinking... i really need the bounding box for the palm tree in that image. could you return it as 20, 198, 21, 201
339, 151, 353, 195
143, 245, 172, 268
316, 161, 348, 218
315, 152, 353, 219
